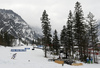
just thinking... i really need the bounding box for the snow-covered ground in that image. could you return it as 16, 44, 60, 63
0, 45, 100, 68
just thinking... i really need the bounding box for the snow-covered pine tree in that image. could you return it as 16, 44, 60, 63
52, 30, 59, 55
87, 12, 98, 63
73, 1, 86, 61
60, 25, 67, 58
60, 25, 67, 45
66, 10, 74, 58
41, 10, 52, 57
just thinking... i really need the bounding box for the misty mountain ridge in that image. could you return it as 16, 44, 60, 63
0, 9, 35, 43
30, 26, 43, 40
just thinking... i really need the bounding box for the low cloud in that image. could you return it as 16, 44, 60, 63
0, 0, 100, 34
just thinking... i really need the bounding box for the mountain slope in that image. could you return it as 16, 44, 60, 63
30, 26, 43, 40
0, 9, 34, 43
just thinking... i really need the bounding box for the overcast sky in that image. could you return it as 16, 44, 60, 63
0, 0, 100, 33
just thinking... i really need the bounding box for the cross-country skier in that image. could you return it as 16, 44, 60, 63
11, 53, 17, 59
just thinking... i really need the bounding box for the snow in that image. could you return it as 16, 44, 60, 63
0, 45, 100, 68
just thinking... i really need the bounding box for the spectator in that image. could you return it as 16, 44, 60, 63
86, 57, 89, 63
90, 57, 93, 63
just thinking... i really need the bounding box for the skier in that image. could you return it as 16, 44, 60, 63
11, 53, 17, 59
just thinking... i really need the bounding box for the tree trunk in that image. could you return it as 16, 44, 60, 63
44, 45, 47, 57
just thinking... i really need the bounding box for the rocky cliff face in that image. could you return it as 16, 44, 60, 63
0, 9, 34, 43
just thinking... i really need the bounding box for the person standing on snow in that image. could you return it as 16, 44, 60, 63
90, 57, 93, 63
60, 52, 63, 59
86, 57, 89, 63
59, 50, 63, 59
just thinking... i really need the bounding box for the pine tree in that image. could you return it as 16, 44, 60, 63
73, 1, 85, 61
41, 10, 52, 57
52, 30, 59, 55
87, 12, 98, 63
60, 25, 68, 58
60, 25, 66, 45
66, 10, 74, 58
